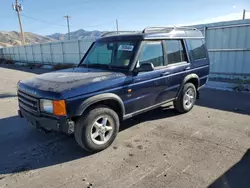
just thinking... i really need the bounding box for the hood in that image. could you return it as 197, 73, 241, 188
19, 67, 130, 99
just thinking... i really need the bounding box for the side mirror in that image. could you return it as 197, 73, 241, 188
138, 62, 154, 72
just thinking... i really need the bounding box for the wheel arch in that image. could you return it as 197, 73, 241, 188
176, 74, 200, 98
75, 93, 125, 120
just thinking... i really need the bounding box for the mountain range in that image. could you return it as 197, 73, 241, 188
47, 29, 103, 40
0, 31, 56, 47
0, 29, 103, 47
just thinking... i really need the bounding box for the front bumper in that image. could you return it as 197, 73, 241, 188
18, 108, 74, 134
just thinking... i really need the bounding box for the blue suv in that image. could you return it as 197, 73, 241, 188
17, 27, 210, 152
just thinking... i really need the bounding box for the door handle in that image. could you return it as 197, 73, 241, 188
161, 72, 170, 76
185, 67, 191, 70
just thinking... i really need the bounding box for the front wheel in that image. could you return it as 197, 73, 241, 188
174, 83, 197, 113
74, 106, 119, 152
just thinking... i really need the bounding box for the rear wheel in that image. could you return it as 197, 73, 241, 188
174, 83, 197, 113
74, 106, 119, 152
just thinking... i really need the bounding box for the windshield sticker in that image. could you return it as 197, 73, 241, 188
118, 45, 134, 51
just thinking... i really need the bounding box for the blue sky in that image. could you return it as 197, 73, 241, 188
0, 0, 249, 35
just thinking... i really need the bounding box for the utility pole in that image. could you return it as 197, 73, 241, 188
64, 15, 71, 40
243, 9, 246, 20
116, 19, 119, 33
13, 0, 25, 44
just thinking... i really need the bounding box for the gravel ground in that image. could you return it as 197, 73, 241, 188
0, 64, 250, 188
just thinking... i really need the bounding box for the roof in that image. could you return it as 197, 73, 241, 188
98, 26, 204, 42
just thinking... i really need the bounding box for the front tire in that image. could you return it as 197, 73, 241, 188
74, 106, 119, 152
174, 83, 197, 113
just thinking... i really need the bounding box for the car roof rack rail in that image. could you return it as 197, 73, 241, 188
101, 31, 139, 37
142, 26, 197, 33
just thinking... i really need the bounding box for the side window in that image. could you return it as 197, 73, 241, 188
139, 41, 164, 67
165, 40, 187, 64
189, 39, 206, 60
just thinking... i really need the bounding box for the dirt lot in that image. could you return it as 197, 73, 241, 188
0, 64, 250, 188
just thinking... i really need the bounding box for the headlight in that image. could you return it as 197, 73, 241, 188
40, 99, 67, 116
40, 99, 53, 113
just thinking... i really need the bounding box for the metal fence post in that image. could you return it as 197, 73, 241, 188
25, 45, 28, 62
78, 39, 81, 62
50, 43, 53, 64
61, 41, 64, 64
18, 46, 21, 62
40, 44, 44, 64
203, 26, 207, 42
10, 48, 13, 61
31, 45, 35, 63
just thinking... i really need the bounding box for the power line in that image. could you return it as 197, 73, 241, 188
21, 14, 115, 30
21, 13, 114, 29
72, 21, 115, 29
21, 13, 66, 27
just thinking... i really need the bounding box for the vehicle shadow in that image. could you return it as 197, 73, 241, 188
0, 93, 17, 99
120, 105, 178, 132
0, 115, 88, 175
196, 88, 250, 116
0, 64, 50, 75
0, 106, 178, 175
208, 149, 250, 188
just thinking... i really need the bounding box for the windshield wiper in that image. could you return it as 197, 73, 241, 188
86, 63, 113, 70
80, 63, 127, 70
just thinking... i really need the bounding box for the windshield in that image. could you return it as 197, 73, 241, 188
80, 41, 138, 69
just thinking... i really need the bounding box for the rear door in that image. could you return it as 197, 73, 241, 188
154, 39, 190, 102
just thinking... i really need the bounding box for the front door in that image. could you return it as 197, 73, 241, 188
124, 41, 165, 114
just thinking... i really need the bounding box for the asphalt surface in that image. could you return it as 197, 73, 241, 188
0, 64, 250, 188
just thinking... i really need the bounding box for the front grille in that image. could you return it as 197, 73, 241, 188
18, 90, 39, 115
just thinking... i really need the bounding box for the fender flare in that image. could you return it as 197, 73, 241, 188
76, 93, 125, 116
176, 74, 200, 98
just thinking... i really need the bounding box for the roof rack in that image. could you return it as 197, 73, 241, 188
101, 27, 198, 37
142, 26, 197, 33
101, 31, 139, 37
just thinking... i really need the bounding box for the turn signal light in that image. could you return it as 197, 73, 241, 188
53, 100, 66, 116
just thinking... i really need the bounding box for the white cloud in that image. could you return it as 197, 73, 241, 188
179, 12, 250, 26
232, 5, 236, 9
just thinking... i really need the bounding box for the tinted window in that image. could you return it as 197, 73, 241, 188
189, 39, 206, 60
139, 41, 164, 67
165, 40, 187, 64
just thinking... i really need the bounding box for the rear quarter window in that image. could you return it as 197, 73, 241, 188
188, 39, 206, 60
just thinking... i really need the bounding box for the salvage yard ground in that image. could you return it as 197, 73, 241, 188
0, 64, 250, 188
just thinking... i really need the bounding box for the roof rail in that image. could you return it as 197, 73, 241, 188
101, 31, 139, 37
142, 26, 197, 33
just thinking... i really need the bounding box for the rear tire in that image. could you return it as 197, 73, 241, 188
174, 83, 197, 113
74, 106, 119, 152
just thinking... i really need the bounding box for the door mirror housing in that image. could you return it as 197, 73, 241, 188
138, 62, 154, 72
